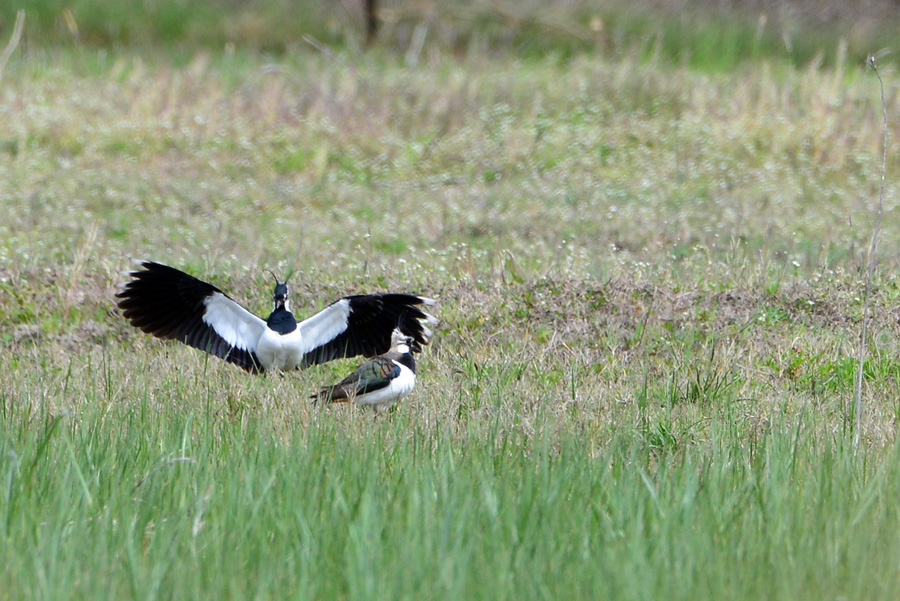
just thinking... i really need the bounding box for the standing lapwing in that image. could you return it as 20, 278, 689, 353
116, 261, 436, 373
311, 328, 417, 413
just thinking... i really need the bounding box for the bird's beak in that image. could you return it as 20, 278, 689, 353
409, 339, 422, 353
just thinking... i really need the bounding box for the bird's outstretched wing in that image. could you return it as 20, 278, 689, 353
116, 261, 266, 373
298, 294, 436, 367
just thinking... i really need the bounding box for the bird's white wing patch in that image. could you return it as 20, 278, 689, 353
296, 300, 351, 354
202, 292, 267, 351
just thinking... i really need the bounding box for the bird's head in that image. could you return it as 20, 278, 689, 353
395, 313, 423, 353
391, 328, 418, 354
268, 270, 291, 312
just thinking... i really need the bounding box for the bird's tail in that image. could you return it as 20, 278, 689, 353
310, 386, 351, 404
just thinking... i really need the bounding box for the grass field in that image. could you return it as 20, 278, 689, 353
3, 2, 900, 599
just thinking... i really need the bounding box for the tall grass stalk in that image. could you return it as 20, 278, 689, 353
854, 54, 889, 449
0, 9, 24, 85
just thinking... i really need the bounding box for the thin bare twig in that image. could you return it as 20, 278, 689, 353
853, 53, 889, 449
302, 34, 349, 70
0, 10, 25, 86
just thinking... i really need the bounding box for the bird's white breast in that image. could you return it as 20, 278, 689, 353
355, 361, 416, 409
255, 328, 305, 370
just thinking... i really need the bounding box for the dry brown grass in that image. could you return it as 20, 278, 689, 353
1, 47, 899, 449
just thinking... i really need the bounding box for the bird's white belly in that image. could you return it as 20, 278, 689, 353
256, 328, 305, 370
355, 364, 416, 409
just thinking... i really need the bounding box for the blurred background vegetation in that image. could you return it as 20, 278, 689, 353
1, 0, 898, 70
